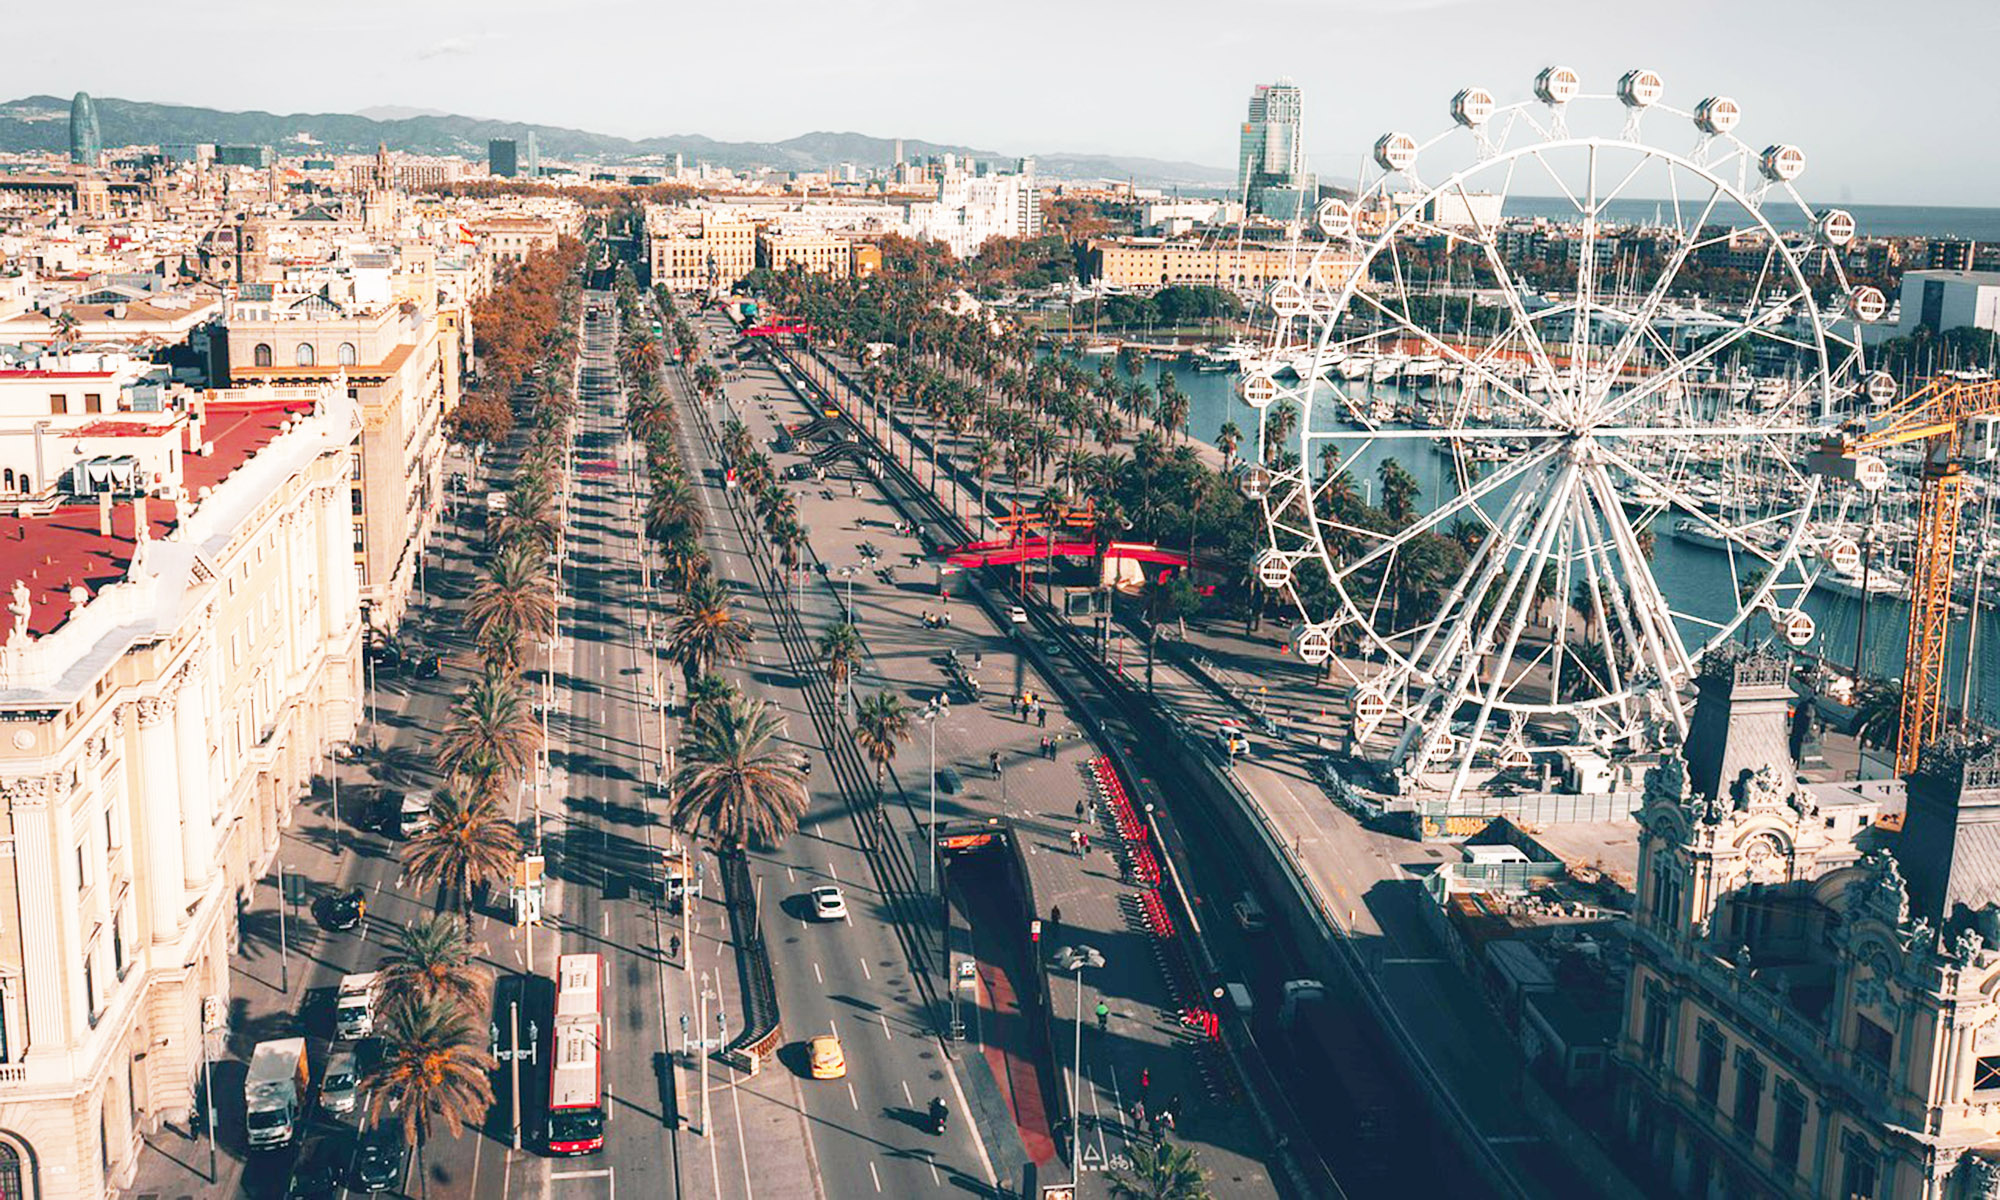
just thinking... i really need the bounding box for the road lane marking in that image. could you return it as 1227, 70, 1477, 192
813, 962, 823, 984
869, 1161, 881, 1192
848, 1081, 860, 1111
901, 1079, 913, 1105
828, 862, 838, 881
880, 1014, 892, 1041
859, 958, 871, 980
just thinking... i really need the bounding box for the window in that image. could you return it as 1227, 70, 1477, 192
337, 342, 358, 365
84, 393, 101, 414
1732, 1049, 1764, 1137
1696, 1022, 1725, 1104
1774, 1081, 1806, 1171
295, 343, 316, 367
1976, 1055, 2000, 1092
75, 845, 88, 894
82, 951, 96, 1019
1642, 984, 1672, 1066
252, 342, 273, 367
1855, 1015, 1893, 1071
49, 393, 68, 415
1840, 1132, 1879, 1200
1650, 855, 1682, 926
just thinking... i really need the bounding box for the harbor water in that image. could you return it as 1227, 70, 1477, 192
1102, 354, 2000, 725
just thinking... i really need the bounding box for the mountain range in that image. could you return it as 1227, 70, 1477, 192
0, 95, 1235, 189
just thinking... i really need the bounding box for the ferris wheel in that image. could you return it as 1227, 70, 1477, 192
1243, 67, 1881, 800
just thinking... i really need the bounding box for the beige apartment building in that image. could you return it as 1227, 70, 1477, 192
1090, 235, 1359, 292
0, 377, 360, 1199
648, 208, 756, 292
467, 215, 560, 268
221, 255, 458, 633
756, 228, 851, 279
1618, 652, 2000, 1199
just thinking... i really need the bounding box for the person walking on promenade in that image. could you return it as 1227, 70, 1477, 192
1096, 1000, 1109, 1031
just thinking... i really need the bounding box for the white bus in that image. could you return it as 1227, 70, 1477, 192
547, 953, 606, 1155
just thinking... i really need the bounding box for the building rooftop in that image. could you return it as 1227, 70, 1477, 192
0, 398, 306, 637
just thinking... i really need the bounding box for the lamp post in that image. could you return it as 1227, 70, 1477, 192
1051, 944, 1105, 1190
276, 863, 290, 994
922, 700, 940, 890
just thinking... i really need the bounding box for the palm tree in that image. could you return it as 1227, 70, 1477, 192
818, 622, 862, 693
686, 671, 736, 716
376, 916, 493, 1019
1853, 678, 1903, 751
466, 545, 554, 650
1108, 1140, 1211, 1200
1215, 420, 1243, 465
853, 690, 911, 783
402, 790, 523, 924
663, 580, 754, 684
435, 664, 542, 783
364, 999, 497, 1200
668, 693, 809, 853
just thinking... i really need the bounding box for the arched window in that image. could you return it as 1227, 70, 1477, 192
336, 343, 357, 366
252, 343, 273, 368
295, 343, 316, 367
0, 1137, 25, 1199
1, 470, 13, 492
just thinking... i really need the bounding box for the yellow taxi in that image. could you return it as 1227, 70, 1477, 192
808, 1033, 846, 1080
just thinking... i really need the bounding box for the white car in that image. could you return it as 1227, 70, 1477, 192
1008, 605, 1028, 625
810, 886, 849, 921
322, 1049, 360, 1115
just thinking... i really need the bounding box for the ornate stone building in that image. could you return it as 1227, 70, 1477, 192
0, 382, 360, 1197
1618, 652, 2000, 1198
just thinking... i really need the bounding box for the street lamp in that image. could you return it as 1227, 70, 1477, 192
837, 565, 857, 624
491, 1002, 538, 1150
921, 698, 944, 890
1051, 944, 1105, 1190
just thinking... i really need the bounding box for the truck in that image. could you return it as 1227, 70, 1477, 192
1280, 980, 1396, 1163
244, 1037, 309, 1149
336, 972, 380, 1040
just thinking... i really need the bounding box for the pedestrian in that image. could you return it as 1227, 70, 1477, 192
1048, 905, 1062, 944
1131, 1100, 1146, 1128
991, 750, 1002, 776
1075, 797, 1085, 821
1010, 695, 1021, 718
1096, 1000, 1109, 1030
1070, 829, 1082, 855
1038, 706, 1048, 729
1139, 1068, 1151, 1096
1159, 1108, 1175, 1135
1081, 830, 1091, 854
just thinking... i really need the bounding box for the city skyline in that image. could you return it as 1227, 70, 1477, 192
7, 0, 1997, 206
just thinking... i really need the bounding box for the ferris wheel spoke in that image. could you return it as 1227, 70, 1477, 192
1348, 287, 1568, 428
1389, 454, 1556, 701
1449, 185, 1572, 413
1593, 302, 1803, 427
1441, 462, 1585, 798
1591, 186, 1728, 400
1581, 464, 1692, 733
1595, 442, 1792, 570
1568, 143, 1602, 418
1333, 441, 1563, 582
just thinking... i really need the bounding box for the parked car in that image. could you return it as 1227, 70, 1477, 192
351, 1125, 405, 1193
1007, 605, 1028, 624
287, 1137, 343, 1198
320, 1049, 360, 1115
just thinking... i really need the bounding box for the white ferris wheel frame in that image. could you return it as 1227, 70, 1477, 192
1248, 79, 1874, 800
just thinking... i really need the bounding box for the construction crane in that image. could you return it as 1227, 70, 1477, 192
1812, 375, 2000, 773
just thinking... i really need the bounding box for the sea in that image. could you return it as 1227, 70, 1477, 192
1081, 356, 2000, 725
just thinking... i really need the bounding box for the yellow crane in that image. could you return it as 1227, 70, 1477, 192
1814, 376, 2000, 773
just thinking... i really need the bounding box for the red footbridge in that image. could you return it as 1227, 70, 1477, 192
939, 538, 1195, 571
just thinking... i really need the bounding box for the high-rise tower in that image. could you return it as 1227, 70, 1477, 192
69, 91, 101, 166
1237, 79, 1315, 221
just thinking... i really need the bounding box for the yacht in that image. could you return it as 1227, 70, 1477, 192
1673, 518, 1732, 551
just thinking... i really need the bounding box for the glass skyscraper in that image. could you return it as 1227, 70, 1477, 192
1237, 79, 1315, 221
69, 92, 100, 166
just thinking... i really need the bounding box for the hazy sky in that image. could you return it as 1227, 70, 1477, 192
16, 0, 1998, 206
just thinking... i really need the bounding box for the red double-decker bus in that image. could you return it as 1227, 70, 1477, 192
547, 953, 605, 1155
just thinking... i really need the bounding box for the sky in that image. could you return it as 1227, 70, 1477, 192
14, 0, 2000, 206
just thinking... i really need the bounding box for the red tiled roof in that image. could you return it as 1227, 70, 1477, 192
68, 419, 166, 439
0, 399, 310, 638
